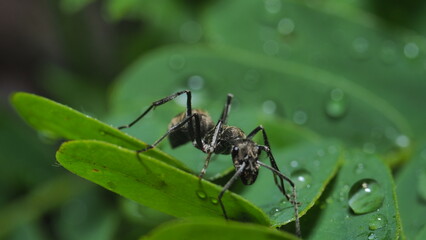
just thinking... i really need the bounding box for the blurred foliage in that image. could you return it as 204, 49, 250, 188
2, 0, 426, 239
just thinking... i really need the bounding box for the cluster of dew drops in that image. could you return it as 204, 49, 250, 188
262, 0, 423, 65
165, 3, 423, 237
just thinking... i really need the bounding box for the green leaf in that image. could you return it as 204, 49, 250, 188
416, 225, 426, 240
109, 72, 322, 179
239, 141, 342, 227
256, 116, 321, 149
396, 142, 426, 239
139, 218, 299, 240
204, 0, 424, 140
55, 140, 270, 225
105, 0, 196, 43
297, 151, 401, 240
109, 45, 410, 166
10, 92, 188, 171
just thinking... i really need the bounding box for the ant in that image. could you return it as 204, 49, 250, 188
118, 90, 301, 237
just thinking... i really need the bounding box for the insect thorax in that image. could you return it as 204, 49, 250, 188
208, 126, 246, 155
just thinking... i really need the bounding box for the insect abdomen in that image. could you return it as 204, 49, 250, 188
168, 109, 214, 148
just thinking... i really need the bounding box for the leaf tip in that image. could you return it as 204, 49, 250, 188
9, 91, 25, 106
55, 140, 73, 164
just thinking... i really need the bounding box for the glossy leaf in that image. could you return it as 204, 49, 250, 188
205, 0, 424, 143
109, 45, 410, 166
396, 142, 426, 239
56, 140, 270, 225
297, 151, 401, 240
416, 225, 426, 240
239, 141, 342, 227
10, 92, 188, 171
105, 0, 196, 44
139, 218, 299, 240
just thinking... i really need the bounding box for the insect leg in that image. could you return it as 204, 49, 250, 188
198, 152, 213, 179
248, 125, 287, 199
199, 94, 233, 177
137, 112, 201, 153
257, 161, 301, 238
218, 161, 246, 219
118, 90, 192, 130
219, 93, 233, 125
208, 94, 234, 151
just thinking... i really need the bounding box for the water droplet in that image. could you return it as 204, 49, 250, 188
351, 37, 370, 59
325, 88, 347, 119
188, 75, 204, 90
380, 41, 398, 64
262, 100, 277, 114
367, 232, 378, 240
370, 127, 384, 140
180, 21, 203, 43
417, 170, 426, 201
291, 169, 312, 189
292, 110, 308, 125
326, 101, 347, 119
348, 179, 384, 214
263, 40, 279, 56
338, 184, 350, 202
277, 18, 295, 35
169, 54, 186, 70
196, 190, 207, 199
269, 207, 281, 216
313, 160, 320, 167
290, 160, 299, 168
210, 197, 218, 205
395, 135, 410, 148
404, 42, 419, 59
354, 163, 365, 174
353, 37, 369, 52
369, 214, 387, 230
243, 69, 261, 91
264, 0, 281, 14
384, 127, 398, 140
363, 142, 376, 154
342, 184, 350, 192
100, 131, 106, 136
330, 88, 344, 101
317, 149, 325, 157
328, 145, 338, 154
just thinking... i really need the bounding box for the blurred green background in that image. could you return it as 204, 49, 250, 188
1, 0, 426, 239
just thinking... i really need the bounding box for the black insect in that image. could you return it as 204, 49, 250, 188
118, 90, 301, 237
